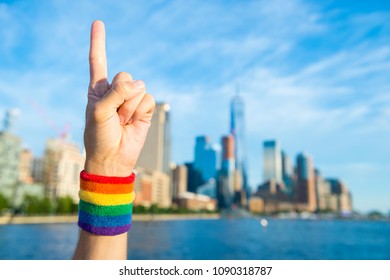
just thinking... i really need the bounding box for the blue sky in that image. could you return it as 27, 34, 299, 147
0, 0, 389, 213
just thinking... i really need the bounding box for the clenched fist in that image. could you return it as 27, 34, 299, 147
84, 20, 155, 176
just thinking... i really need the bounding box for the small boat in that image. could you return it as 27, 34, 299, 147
260, 218, 268, 228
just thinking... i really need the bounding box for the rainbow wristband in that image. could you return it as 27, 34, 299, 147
77, 170, 135, 236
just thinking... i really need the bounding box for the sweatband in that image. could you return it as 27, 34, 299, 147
77, 170, 135, 236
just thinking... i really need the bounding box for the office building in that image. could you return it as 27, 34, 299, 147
194, 136, 218, 181
315, 169, 331, 211
176, 192, 216, 211
172, 164, 188, 199
281, 150, 294, 194
296, 152, 317, 212
19, 148, 33, 184
0, 132, 21, 198
133, 168, 171, 208
217, 135, 235, 209
42, 138, 85, 202
184, 162, 204, 193
263, 140, 282, 184
32, 157, 44, 183
137, 103, 171, 174
230, 94, 250, 198
327, 178, 353, 213
248, 197, 265, 214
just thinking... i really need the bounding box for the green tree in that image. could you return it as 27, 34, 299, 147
22, 195, 53, 215
56, 196, 77, 214
368, 210, 383, 219
0, 193, 9, 213
133, 205, 147, 214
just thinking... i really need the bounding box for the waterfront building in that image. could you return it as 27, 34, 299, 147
326, 178, 353, 213
176, 192, 216, 211
315, 169, 332, 211
296, 152, 317, 212
172, 164, 188, 200
248, 196, 264, 214
133, 167, 171, 208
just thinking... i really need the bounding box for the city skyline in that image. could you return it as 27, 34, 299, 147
0, 0, 389, 213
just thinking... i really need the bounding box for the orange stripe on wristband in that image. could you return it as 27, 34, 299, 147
80, 180, 133, 194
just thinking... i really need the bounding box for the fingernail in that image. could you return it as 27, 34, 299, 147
132, 80, 145, 89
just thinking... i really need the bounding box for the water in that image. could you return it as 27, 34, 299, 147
0, 218, 389, 260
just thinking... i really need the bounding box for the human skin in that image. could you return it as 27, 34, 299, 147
72, 20, 155, 260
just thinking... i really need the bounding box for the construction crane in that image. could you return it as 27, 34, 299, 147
27, 97, 71, 140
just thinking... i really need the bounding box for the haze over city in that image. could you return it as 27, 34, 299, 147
0, 0, 389, 213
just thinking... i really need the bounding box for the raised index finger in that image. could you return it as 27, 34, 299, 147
89, 20, 108, 85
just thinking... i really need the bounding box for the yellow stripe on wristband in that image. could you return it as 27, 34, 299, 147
79, 190, 135, 206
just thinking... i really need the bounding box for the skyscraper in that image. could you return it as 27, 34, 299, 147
326, 178, 353, 213
135, 103, 172, 207
263, 140, 283, 184
314, 169, 331, 211
184, 162, 204, 193
217, 135, 235, 209
194, 136, 218, 182
281, 150, 294, 195
230, 94, 249, 198
137, 103, 171, 174
296, 152, 317, 212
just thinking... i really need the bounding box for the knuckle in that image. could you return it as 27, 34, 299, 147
113, 81, 130, 99
116, 71, 133, 80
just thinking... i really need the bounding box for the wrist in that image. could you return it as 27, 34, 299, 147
84, 158, 134, 177
78, 169, 135, 236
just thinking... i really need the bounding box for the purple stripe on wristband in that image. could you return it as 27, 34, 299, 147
78, 221, 131, 236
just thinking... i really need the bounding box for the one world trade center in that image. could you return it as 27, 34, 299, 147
230, 92, 250, 205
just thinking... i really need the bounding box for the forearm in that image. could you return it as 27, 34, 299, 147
72, 230, 128, 260
72, 161, 134, 260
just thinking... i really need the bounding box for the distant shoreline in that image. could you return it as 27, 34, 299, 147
0, 213, 221, 225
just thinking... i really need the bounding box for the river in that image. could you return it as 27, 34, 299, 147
0, 218, 389, 259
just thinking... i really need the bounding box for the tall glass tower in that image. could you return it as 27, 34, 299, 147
230, 93, 250, 199
194, 136, 218, 182
263, 140, 282, 183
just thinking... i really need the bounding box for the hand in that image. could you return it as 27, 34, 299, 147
84, 20, 155, 177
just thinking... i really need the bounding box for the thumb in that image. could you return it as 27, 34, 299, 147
96, 80, 146, 118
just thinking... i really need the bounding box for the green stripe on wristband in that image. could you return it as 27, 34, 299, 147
79, 200, 133, 216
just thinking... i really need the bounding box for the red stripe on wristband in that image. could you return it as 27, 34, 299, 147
80, 170, 135, 184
